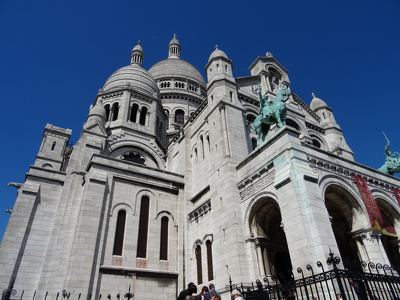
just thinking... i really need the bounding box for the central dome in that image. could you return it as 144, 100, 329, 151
148, 59, 206, 85
103, 64, 159, 96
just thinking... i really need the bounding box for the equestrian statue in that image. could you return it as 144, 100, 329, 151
378, 133, 400, 175
252, 84, 292, 147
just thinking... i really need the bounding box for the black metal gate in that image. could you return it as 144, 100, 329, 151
226, 252, 400, 300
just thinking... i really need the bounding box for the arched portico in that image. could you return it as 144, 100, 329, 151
248, 196, 292, 281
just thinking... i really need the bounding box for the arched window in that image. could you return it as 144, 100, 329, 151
165, 110, 169, 129
251, 138, 257, 151
160, 216, 169, 260
286, 119, 300, 131
112, 102, 119, 121
137, 196, 150, 258
200, 136, 204, 159
246, 114, 256, 124
130, 104, 139, 122
175, 109, 184, 125
206, 135, 210, 151
312, 138, 321, 148
113, 210, 126, 256
104, 104, 110, 121
139, 107, 148, 126
206, 240, 214, 281
195, 245, 203, 284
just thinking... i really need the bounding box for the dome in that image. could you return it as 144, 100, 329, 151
310, 93, 328, 111
103, 64, 159, 96
148, 59, 206, 86
208, 46, 229, 63
169, 36, 180, 47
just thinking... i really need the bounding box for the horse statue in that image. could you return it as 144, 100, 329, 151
378, 141, 400, 175
252, 85, 292, 147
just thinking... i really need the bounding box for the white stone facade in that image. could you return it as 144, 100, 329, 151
1, 36, 400, 300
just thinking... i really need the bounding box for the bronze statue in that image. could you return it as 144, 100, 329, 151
378, 133, 400, 175
252, 85, 291, 147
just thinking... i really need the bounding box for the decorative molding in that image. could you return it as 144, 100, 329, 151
188, 199, 211, 223
101, 92, 123, 99
238, 171, 275, 200
291, 92, 320, 122
308, 155, 397, 192
189, 185, 210, 203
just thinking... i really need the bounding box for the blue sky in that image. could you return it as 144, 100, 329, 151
1, 0, 400, 242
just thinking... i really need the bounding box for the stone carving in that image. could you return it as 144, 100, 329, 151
378, 138, 400, 175
252, 85, 291, 147
239, 174, 275, 200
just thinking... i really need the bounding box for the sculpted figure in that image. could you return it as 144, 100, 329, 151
378, 141, 400, 175
252, 85, 291, 147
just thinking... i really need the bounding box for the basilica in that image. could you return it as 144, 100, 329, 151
1, 35, 400, 300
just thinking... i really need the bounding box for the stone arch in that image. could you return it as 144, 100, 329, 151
134, 189, 156, 216
322, 180, 365, 264
107, 140, 165, 169
156, 210, 175, 224
309, 132, 326, 150
374, 195, 400, 269
246, 194, 292, 280
111, 202, 133, 217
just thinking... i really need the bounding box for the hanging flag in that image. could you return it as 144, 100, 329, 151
353, 175, 383, 232
393, 187, 400, 206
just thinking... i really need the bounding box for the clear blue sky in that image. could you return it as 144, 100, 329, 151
1, 0, 400, 242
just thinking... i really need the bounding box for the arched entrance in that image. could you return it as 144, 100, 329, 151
325, 185, 361, 265
249, 197, 292, 281
376, 199, 400, 270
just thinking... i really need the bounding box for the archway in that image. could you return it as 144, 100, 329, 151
325, 185, 361, 266
249, 197, 292, 281
376, 199, 400, 270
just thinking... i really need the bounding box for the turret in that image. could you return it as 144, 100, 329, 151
310, 93, 354, 160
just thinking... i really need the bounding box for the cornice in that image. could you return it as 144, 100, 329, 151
308, 154, 399, 192
291, 92, 320, 122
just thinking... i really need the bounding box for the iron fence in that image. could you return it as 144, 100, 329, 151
1, 284, 134, 300
226, 252, 400, 300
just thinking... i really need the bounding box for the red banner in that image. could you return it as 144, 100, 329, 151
353, 175, 384, 231
394, 187, 400, 206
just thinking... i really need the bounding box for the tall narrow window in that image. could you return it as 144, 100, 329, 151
195, 245, 203, 284
200, 136, 204, 159
105, 104, 110, 121
51, 141, 56, 151
113, 210, 126, 255
130, 104, 139, 122
112, 103, 119, 121
206, 240, 214, 281
139, 107, 148, 126
137, 196, 150, 258
165, 110, 169, 130
175, 109, 184, 125
160, 216, 169, 260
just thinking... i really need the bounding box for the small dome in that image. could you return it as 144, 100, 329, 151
131, 43, 143, 53
208, 45, 229, 63
149, 59, 206, 86
310, 93, 328, 111
169, 35, 180, 47
103, 64, 159, 96
84, 101, 107, 130
90, 101, 107, 120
